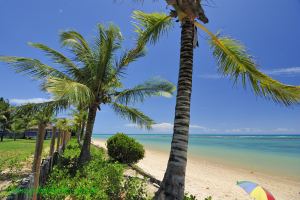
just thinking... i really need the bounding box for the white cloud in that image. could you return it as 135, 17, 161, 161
10, 98, 52, 105
126, 122, 217, 133
152, 122, 173, 131
264, 67, 300, 75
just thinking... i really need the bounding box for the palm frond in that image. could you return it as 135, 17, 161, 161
109, 11, 172, 80
45, 77, 95, 107
0, 56, 69, 79
28, 42, 84, 79
111, 102, 154, 129
113, 47, 146, 79
132, 10, 173, 46
60, 30, 93, 64
94, 24, 123, 90
208, 36, 300, 105
15, 99, 70, 117
114, 78, 175, 105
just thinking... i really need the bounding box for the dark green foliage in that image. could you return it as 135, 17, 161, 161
107, 133, 145, 164
184, 193, 198, 200
184, 193, 212, 200
0, 98, 11, 140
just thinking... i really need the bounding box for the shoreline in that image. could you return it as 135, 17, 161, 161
92, 139, 300, 200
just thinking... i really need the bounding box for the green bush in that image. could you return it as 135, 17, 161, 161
123, 177, 149, 200
106, 133, 145, 164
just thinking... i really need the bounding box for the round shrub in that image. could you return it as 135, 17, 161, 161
106, 133, 145, 164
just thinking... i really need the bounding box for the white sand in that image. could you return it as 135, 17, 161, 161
92, 139, 300, 200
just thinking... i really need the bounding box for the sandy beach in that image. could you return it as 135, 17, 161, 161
92, 139, 300, 200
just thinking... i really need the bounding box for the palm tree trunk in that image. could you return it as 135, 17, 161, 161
56, 129, 61, 152
78, 103, 98, 165
1, 131, 4, 142
32, 123, 46, 200
49, 126, 56, 156
77, 120, 86, 146
13, 133, 16, 141
80, 120, 86, 141
62, 131, 66, 151
155, 18, 194, 200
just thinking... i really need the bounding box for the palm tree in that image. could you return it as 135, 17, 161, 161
127, 4, 300, 198
18, 105, 54, 200
72, 108, 88, 145
49, 117, 58, 156
55, 118, 72, 150
0, 20, 176, 165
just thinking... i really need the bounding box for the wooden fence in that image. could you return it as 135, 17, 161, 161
6, 148, 62, 200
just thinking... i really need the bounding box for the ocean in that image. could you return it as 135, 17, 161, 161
93, 134, 300, 181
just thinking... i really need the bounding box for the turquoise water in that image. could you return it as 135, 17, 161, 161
93, 134, 300, 181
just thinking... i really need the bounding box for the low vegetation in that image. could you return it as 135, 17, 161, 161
107, 133, 145, 165
41, 140, 150, 200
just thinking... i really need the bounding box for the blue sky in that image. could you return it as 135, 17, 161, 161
1, 0, 300, 134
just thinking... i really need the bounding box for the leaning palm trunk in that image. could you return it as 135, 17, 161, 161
32, 123, 46, 200
155, 18, 194, 200
78, 103, 98, 164
76, 128, 81, 145
62, 131, 66, 151
49, 126, 56, 156
79, 120, 86, 144
56, 130, 61, 151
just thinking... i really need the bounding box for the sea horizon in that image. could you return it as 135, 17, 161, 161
93, 134, 300, 181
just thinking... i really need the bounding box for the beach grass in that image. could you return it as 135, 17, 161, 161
0, 139, 51, 198
0, 139, 50, 173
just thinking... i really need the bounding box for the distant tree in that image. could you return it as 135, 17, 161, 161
8, 106, 33, 140
56, 118, 73, 151
72, 108, 88, 145
0, 98, 11, 142
9, 118, 27, 141
49, 117, 58, 156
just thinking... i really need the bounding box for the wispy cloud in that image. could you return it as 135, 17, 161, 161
10, 98, 52, 105
125, 123, 297, 134
126, 122, 217, 133
264, 67, 300, 76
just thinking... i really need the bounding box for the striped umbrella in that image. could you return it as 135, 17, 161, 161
237, 181, 275, 200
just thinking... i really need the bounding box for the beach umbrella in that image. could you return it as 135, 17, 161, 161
237, 181, 275, 200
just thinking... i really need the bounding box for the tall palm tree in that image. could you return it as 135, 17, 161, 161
127, 4, 300, 198
0, 20, 175, 165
